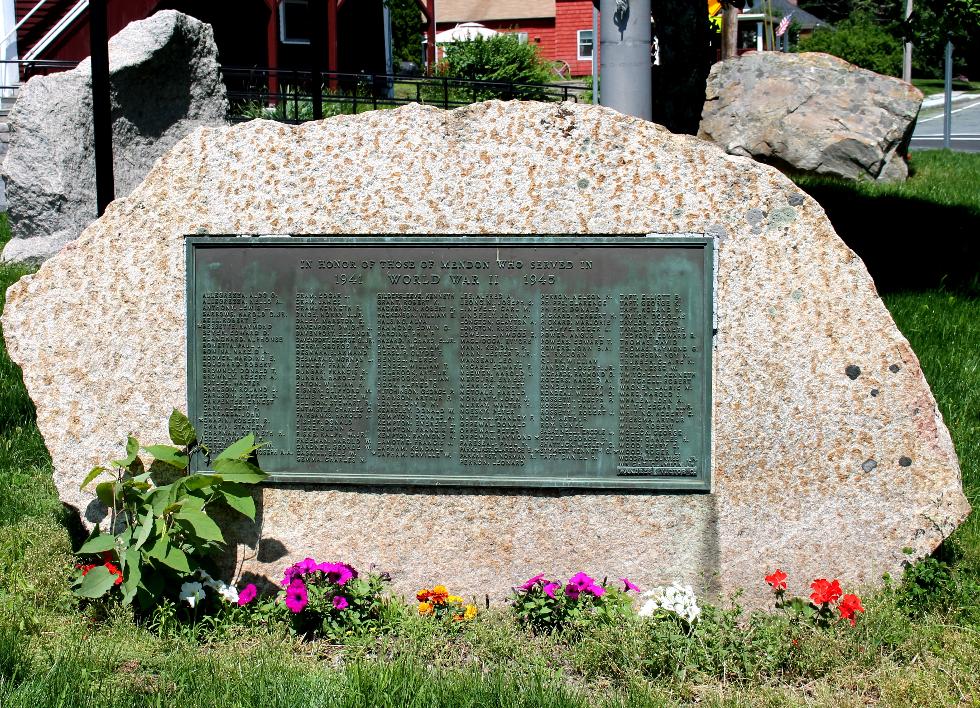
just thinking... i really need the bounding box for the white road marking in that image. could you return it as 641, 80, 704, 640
918, 99, 980, 123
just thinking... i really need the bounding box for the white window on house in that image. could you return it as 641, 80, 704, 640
508, 32, 529, 44
577, 29, 593, 61
280, 0, 311, 45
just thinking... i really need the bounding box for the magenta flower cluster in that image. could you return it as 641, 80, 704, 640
281, 557, 357, 613
519, 572, 638, 601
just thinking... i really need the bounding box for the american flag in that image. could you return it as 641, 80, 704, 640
776, 13, 793, 37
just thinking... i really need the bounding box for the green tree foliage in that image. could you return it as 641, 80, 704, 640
906, 0, 980, 79
798, 12, 902, 76
386, 0, 425, 69
436, 34, 555, 96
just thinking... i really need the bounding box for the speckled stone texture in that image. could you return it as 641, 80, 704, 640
2, 102, 968, 606
699, 52, 922, 182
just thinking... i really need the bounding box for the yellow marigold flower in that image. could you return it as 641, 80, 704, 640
418, 601, 433, 616
448, 595, 463, 604
432, 585, 448, 595
464, 604, 477, 620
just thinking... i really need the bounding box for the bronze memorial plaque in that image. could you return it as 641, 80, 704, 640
186, 236, 713, 490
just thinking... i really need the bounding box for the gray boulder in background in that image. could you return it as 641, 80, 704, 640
698, 52, 922, 183
1, 10, 228, 264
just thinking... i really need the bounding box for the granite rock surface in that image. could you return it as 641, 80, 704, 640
1, 10, 227, 264
699, 52, 922, 182
1, 101, 968, 606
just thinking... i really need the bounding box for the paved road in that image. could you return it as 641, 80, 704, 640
911, 96, 980, 152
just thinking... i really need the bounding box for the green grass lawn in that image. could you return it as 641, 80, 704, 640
2, 156, 980, 706
913, 78, 980, 96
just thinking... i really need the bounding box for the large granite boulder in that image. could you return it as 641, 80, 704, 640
0, 10, 227, 264
699, 52, 922, 182
2, 102, 969, 606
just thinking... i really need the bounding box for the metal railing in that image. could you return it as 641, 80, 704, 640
0, 60, 588, 120
0, 58, 79, 93
221, 67, 588, 123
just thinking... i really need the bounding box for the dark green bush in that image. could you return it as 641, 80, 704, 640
436, 34, 555, 101
798, 12, 902, 76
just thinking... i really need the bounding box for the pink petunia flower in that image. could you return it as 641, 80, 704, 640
284, 579, 308, 613
543, 582, 559, 599
237, 583, 258, 606
333, 595, 349, 610
621, 578, 641, 593
519, 573, 545, 591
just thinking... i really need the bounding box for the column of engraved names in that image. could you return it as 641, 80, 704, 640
198, 291, 283, 452
617, 294, 697, 475
458, 293, 532, 466
295, 293, 371, 464
374, 293, 455, 458
538, 295, 615, 461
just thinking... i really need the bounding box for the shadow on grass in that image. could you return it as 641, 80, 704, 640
796, 181, 980, 295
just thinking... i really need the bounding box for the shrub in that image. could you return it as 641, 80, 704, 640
798, 13, 902, 76
436, 34, 555, 101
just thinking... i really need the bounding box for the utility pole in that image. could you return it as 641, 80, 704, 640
592, 1, 599, 104
599, 0, 652, 120
89, 0, 114, 217
943, 38, 953, 149
902, 0, 913, 83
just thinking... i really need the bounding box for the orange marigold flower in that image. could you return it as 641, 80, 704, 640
416, 588, 431, 602
765, 569, 787, 591
418, 601, 433, 616
430, 585, 449, 604
838, 593, 865, 626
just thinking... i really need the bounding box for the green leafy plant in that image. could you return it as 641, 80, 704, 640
435, 34, 555, 101
797, 13, 903, 76
72, 410, 267, 607
510, 572, 636, 633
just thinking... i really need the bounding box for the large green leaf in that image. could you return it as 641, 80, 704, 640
147, 537, 191, 573
75, 566, 117, 599
143, 445, 188, 470
215, 434, 257, 462
112, 436, 140, 468
120, 548, 142, 605
132, 510, 154, 551
168, 409, 197, 447
78, 533, 117, 555
149, 484, 177, 516
212, 458, 266, 484
80, 466, 107, 490
175, 509, 224, 543
181, 473, 217, 492
95, 481, 118, 508
220, 482, 256, 520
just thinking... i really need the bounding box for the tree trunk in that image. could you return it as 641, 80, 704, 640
722, 3, 739, 59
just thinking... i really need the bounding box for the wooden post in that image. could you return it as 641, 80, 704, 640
89, 0, 114, 216
327, 0, 338, 89
311, 0, 324, 118
721, 2, 739, 59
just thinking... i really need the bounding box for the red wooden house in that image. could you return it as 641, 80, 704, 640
7, 0, 437, 77
435, 0, 598, 78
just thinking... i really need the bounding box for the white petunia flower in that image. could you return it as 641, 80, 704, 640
179, 581, 206, 608
212, 580, 239, 604
637, 582, 700, 624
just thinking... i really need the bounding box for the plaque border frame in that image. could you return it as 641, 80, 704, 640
186, 234, 713, 492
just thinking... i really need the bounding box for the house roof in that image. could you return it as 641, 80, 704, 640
436, 0, 557, 24
744, 0, 828, 29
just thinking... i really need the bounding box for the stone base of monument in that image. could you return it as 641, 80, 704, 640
1, 101, 969, 606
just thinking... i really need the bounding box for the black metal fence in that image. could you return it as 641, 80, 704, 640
0, 59, 80, 94
0, 60, 588, 121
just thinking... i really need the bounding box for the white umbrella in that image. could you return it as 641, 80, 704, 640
435, 22, 499, 44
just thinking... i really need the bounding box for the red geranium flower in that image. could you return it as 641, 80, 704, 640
765, 569, 788, 591
104, 562, 124, 585
809, 578, 843, 606
838, 593, 865, 626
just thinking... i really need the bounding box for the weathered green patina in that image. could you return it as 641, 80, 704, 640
186, 235, 712, 490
